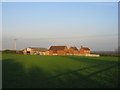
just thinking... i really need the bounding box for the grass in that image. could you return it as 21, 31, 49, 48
2, 54, 119, 88
0, 52, 1, 89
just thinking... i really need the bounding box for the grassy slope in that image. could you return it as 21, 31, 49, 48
2, 54, 119, 88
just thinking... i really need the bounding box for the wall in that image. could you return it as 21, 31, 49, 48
57, 50, 65, 55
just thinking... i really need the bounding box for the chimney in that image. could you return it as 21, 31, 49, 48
81, 45, 83, 48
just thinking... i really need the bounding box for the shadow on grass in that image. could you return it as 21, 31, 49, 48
2, 59, 118, 88
2, 59, 49, 88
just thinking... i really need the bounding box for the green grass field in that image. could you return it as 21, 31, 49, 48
2, 54, 119, 88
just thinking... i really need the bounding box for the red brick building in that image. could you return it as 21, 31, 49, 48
49, 46, 69, 55
79, 46, 90, 54
49, 45, 90, 55
69, 47, 79, 55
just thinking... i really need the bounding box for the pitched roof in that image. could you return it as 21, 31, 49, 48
69, 47, 78, 50
27, 47, 48, 52
49, 46, 67, 51
81, 47, 90, 50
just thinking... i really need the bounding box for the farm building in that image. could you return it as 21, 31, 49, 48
23, 47, 49, 55
23, 45, 91, 55
79, 46, 90, 54
49, 46, 69, 55
69, 47, 79, 55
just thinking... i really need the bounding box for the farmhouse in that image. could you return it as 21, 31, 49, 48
49, 46, 69, 55
23, 47, 49, 55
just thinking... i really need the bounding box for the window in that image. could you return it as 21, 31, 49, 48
27, 51, 30, 53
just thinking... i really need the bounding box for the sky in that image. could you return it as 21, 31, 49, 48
2, 2, 118, 51
0, 2, 2, 51
1, 0, 119, 2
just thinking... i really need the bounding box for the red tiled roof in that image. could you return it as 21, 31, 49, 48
70, 47, 78, 50
49, 46, 67, 51
81, 47, 90, 50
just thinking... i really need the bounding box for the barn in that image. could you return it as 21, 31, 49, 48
23, 47, 49, 55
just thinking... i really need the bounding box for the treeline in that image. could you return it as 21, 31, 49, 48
2, 50, 23, 54
91, 51, 119, 57
99, 53, 119, 57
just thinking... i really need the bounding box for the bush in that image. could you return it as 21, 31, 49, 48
2, 50, 17, 54
99, 53, 118, 57
16, 51, 23, 54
